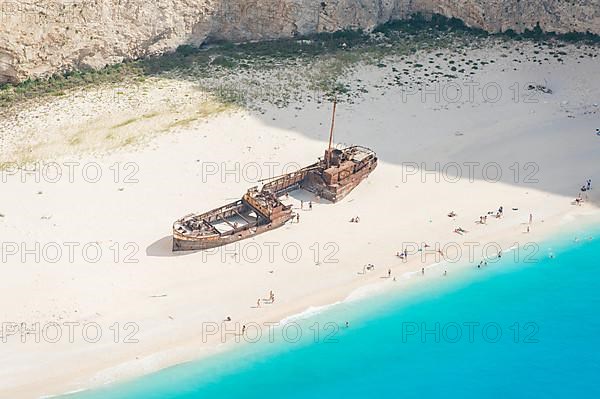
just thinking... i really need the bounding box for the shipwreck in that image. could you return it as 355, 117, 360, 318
172, 103, 377, 251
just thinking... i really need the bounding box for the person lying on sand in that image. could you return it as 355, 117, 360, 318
454, 227, 468, 234
448, 211, 457, 217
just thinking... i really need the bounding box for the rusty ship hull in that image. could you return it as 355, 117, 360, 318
172, 145, 377, 252
173, 198, 293, 251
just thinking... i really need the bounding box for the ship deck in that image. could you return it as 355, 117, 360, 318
210, 209, 260, 234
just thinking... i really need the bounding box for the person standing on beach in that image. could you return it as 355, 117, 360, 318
257, 299, 261, 308
309, 201, 313, 210
422, 267, 425, 275
388, 268, 392, 278
529, 213, 533, 224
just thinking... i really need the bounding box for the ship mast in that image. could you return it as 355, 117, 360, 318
326, 99, 337, 168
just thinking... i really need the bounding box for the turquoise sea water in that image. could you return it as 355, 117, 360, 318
66, 230, 600, 399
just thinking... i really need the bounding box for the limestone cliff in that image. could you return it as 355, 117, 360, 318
1, 0, 599, 83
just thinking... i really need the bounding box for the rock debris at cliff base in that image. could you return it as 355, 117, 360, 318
1, 0, 599, 83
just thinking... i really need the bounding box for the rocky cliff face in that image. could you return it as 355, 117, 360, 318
1, 0, 599, 84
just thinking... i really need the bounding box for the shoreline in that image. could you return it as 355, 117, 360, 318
4, 187, 600, 399
44, 209, 600, 399
56, 210, 600, 399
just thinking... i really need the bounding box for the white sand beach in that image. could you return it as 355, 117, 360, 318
1, 40, 599, 398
